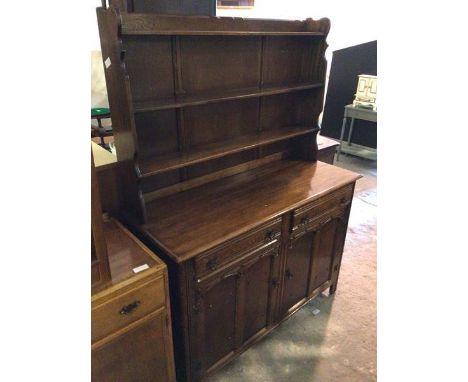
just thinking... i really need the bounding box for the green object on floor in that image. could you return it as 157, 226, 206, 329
91, 107, 110, 117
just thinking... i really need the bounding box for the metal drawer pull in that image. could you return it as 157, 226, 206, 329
266, 230, 280, 241
223, 271, 241, 280
300, 217, 312, 226
206, 258, 218, 270
119, 300, 141, 315
340, 197, 351, 208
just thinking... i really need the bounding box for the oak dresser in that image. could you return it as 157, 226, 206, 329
97, 6, 361, 381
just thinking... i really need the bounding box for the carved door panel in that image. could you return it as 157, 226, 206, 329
241, 246, 280, 343
281, 231, 315, 316
309, 217, 339, 291
193, 269, 239, 374
191, 245, 280, 378
282, 207, 349, 316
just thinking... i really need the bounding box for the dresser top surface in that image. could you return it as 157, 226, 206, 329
141, 160, 361, 262
93, 218, 165, 296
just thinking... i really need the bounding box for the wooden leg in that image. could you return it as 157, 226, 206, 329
329, 283, 337, 295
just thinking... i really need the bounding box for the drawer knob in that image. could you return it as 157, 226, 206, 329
119, 300, 141, 315
300, 217, 311, 226
266, 230, 279, 242
206, 258, 218, 270
340, 197, 351, 208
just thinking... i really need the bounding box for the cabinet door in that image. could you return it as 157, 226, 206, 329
191, 245, 280, 378
308, 217, 340, 291
242, 247, 280, 343
193, 268, 239, 373
281, 209, 348, 316
281, 231, 315, 315
92, 308, 175, 382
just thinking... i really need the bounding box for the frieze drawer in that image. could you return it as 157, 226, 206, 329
194, 218, 282, 277
292, 184, 354, 233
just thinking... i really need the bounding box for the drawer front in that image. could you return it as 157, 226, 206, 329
291, 184, 353, 238
92, 275, 166, 343
194, 218, 282, 277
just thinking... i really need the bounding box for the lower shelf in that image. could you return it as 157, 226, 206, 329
138, 126, 318, 178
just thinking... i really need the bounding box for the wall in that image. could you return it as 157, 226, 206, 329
216, 0, 377, 65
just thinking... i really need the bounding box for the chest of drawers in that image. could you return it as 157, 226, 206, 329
91, 219, 176, 382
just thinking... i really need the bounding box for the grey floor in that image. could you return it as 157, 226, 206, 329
208, 154, 377, 382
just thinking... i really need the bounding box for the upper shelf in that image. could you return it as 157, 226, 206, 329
120, 14, 330, 37
123, 30, 325, 36
133, 82, 324, 113
138, 126, 319, 179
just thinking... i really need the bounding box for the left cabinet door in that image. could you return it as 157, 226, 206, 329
190, 245, 280, 379
92, 308, 175, 382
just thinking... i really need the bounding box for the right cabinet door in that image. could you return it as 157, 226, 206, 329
281, 207, 349, 316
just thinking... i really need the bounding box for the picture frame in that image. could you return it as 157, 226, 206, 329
217, 0, 255, 9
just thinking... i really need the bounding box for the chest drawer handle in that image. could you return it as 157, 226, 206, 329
340, 197, 351, 208
300, 217, 311, 226
266, 230, 280, 242
206, 258, 219, 270
119, 300, 141, 315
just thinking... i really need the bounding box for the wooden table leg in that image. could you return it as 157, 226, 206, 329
347, 117, 355, 146
337, 116, 347, 161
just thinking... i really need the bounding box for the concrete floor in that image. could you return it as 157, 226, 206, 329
208, 154, 377, 382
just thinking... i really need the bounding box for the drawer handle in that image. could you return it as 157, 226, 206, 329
300, 217, 311, 226
206, 258, 218, 270
340, 197, 351, 208
285, 269, 293, 280
119, 300, 141, 316
266, 230, 280, 242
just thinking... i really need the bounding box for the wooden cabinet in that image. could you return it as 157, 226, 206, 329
97, 7, 361, 381
91, 219, 176, 382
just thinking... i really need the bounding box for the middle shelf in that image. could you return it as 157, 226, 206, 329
132, 82, 324, 113
137, 126, 318, 179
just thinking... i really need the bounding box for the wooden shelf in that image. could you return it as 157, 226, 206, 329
133, 83, 324, 113
123, 30, 325, 36
138, 126, 318, 178
120, 14, 329, 39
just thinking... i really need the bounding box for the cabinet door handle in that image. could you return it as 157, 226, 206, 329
119, 300, 141, 315
285, 269, 293, 280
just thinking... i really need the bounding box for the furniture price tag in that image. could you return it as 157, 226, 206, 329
133, 264, 149, 274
